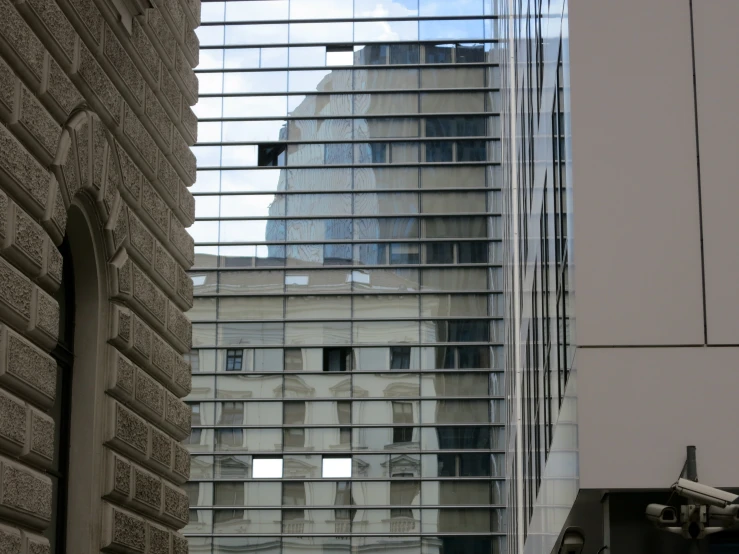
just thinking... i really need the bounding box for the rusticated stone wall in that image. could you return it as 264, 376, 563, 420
0, 0, 198, 551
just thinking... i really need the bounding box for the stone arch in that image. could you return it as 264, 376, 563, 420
45, 109, 192, 553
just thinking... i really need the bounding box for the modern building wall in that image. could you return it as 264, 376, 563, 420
505, 0, 739, 553
182, 2, 507, 553
0, 0, 197, 552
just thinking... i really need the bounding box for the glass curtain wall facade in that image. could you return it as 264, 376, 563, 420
184, 1, 507, 552
500, 0, 576, 552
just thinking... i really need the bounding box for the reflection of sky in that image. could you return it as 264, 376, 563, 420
199, 0, 491, 22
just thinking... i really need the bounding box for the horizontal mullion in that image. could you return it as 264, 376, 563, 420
192, 315, 499, 324
188, 370, 503, 376
192, 424, 501, 429
188, 477, 505, 482
182, 533, 508, 538
200, 15, 501, 26
194, 212, 496, 221
196, 62, 500, 73
189, 504, 505, 511
197, 163, 499, 171
198, 87, 500, 97
201, 40, 505, 50
194, 238, 497, 245
195, 137, 497, 146
191, 188, 502, 195
196, 162, 501, 169
193, 292, 501, 299
187, 344, 498, 351
197, 112, 497, 122
185, 448, 503, 455
191, 265, 500, 272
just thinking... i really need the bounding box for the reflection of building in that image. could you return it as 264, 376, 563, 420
187, 3, 505, 553
503, 2, 739, 554
0, 0, 198, 552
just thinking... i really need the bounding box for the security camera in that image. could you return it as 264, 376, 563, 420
673, 478, 739, 508
646, 504, 678, 526
709, 505, 739, 527
558, 527, 585, 554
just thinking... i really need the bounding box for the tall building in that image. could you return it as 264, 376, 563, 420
0, 0, 198, 552
183, 1, 507, 553
503, 1, 739, 553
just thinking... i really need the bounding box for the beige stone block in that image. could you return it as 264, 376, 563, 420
145, 8, 176, 66
0, 523, 21, 554
101, 503, 146, 554
103, 24, 145, 108
122, 104, 157, 174
134, 367, 165, 418
146, 522, 171, 554
131, 18, 159, 83
22, 529, 50, 554
18, 0, 76, 66
0, 0, 45, 85
0, 257, 33, 329
0, 326, 56, 409
145, 87, 172, 147
40, 55, 84, 122
107, 400, 150, 460
159, 65, 181, 117
23, 408, 54, 467
0, 124, 51, 217
0, 457, 52, 529
0, 388, 27, 456
73, 45, 122, 125
67, 0, 104, 45
172, 443, 189, 482
131, 466, 162, 513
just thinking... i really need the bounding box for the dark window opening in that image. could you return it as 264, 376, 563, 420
50, 238, 74, 554
390, 346, 411, 370
225, 349, 243, 371
392, 402, 414, 443
323, 348, 352, 372
258, 144, 286, 167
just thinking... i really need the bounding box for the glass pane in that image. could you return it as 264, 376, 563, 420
419, 19, 485, 41
420, 93, 484, 113
354, 20, 419, 42
353, 295, 418, 318
286, 194, 352, 216
225, 0, 289, 20
290, 23, 353, 43
222, 48, 263, 69
225, 25, 288, 45
351, 269, 420, 291
213, 509, 281, 533
420, 373, 489, 396
421, 269, 487, 291
421, 295, 488, 317
421, 68, 486, 89
288, 119, 353, 141
353, 321, 419, 344
354, 167, 418, 190
288, 168, 352, 191
285, 321, 352, 345
421, 166, 485, 188
223, 96, 287, 118
354, 93, 418, 115
217, 375, 283, 399
355, 193, 419, 215
286, 296, 352, 319
219, 220, 285, 242
285, 270, 352, 293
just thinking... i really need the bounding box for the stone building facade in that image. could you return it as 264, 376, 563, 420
0, 0, 198, 551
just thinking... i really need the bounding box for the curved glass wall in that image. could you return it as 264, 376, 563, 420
186, 2, 506, 552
